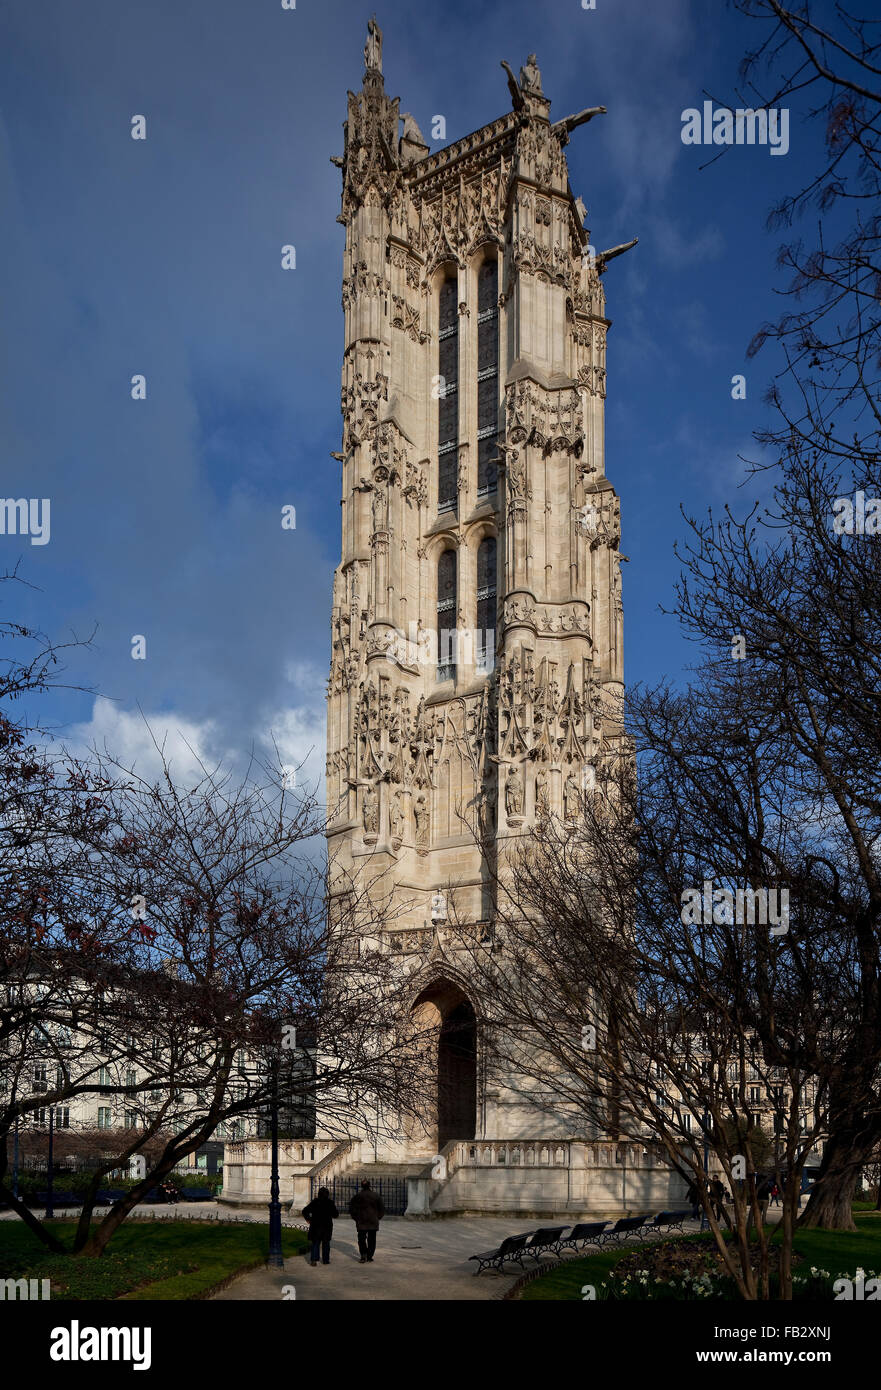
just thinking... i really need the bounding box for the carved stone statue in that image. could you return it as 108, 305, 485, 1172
505, 764, 524, 818
506, 450, 527, 501
389, 789, 404, 840
414, 792, 429, 848
564, 770, 581, 822
362, 782, 378, 834
535, 766, 550, 817
520, 54, 543, 94
364, 16, 382, 72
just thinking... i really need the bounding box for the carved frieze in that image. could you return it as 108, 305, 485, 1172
505, 380, 584, 455
391, 293, 427, 342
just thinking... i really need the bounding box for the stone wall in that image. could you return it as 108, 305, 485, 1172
407, 1140, 689, 1217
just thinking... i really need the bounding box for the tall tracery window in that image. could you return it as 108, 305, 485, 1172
476, 259, 499, 495
437, 274, 459, 511
476, 536, 497, 672
437, 548, 457, 682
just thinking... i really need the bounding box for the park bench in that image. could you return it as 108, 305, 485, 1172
468, 1233, 530, 1275
556, 1220, 609, 1253
180, 1187, 214, 1201
36, 1190, 82, 1207
599, 1214, 650, 1245
516, 1225, 569, 1260
649, 1209, 692, 1234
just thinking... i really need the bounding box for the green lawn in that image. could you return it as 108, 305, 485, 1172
0, 1220, 307, 1300
519, 1210, 881, 1300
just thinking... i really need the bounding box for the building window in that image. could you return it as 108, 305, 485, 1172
476, 536, 496, 672
437, 548, 457, 682
55, 1108, 70, 1130
476, 259, 498, 495
33, 1063, 47, 1093
97, 1107, 113, 1130
750, 1111, 762, 1128
125, 1110, 138, 1129
99, 1066, 112, 1089
749, 1086, 761, 1105
437, 274, 459, 511
126, 1069, 137, 1089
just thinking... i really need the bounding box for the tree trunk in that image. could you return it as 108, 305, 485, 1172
78, 1160, 182, 1256
80, 1190, 144, 1257
799, 1130, 874, 1230
0, 1182, 66, 1253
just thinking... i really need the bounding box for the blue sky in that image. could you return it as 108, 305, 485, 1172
0, 0, 823, 791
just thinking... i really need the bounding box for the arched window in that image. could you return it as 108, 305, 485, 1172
438, 275, 459, 511
476, 536, 496, 672
437, 548, 457, 681
476, 260, 498, 495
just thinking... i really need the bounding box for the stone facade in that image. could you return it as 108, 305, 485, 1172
316, 24, 637, 1213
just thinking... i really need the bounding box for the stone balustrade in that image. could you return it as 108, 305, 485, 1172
221, 1137, 342, 1207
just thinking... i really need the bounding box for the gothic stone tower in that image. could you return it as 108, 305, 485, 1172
326, 23, 630, 1161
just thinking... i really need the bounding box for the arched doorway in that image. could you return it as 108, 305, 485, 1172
409, 980, 477, 1151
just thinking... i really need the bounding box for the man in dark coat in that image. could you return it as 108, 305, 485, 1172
302, 1187, 339, 1266
349, 1179, 385, 1263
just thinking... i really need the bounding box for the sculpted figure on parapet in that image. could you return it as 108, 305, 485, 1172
364, 17, 382, 73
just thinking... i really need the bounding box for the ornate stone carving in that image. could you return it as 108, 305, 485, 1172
418, 162, 509, 276
389, 788, 404, 841
505, 380, 584, 455
535, 765, 550, 817
563, 768, 581, 823
413, 791, 429, 850
391, 293, 427, 342
340, 26, 401, 219
505, 763, 524, 818
362, 782, 379, 835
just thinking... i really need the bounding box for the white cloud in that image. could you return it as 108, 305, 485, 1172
63, 664, 328, 798
64, 702, 224, 785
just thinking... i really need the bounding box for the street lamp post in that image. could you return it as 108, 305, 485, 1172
12, 1115, 19, 1201
267, 1056, 284, 1268
45, 1107, 55, 1221
701, 1108, 710, 1232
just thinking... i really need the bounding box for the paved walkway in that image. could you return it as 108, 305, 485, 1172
211, 1217, 528, 1301
211, 1203, 801, 1301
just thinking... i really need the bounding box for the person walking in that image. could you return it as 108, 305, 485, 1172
710, 1176, 728, 1223
302, 1186, 339, 1267
769, 1181, 781, 1207
349, 1179, 385, 1263
686, 1179, 701, 1220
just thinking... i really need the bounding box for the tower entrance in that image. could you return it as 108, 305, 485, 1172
410, 980, 477, 1151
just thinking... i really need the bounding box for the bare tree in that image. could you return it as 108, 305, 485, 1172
1, 731, 434, 1257
452, 742, 832, 1298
